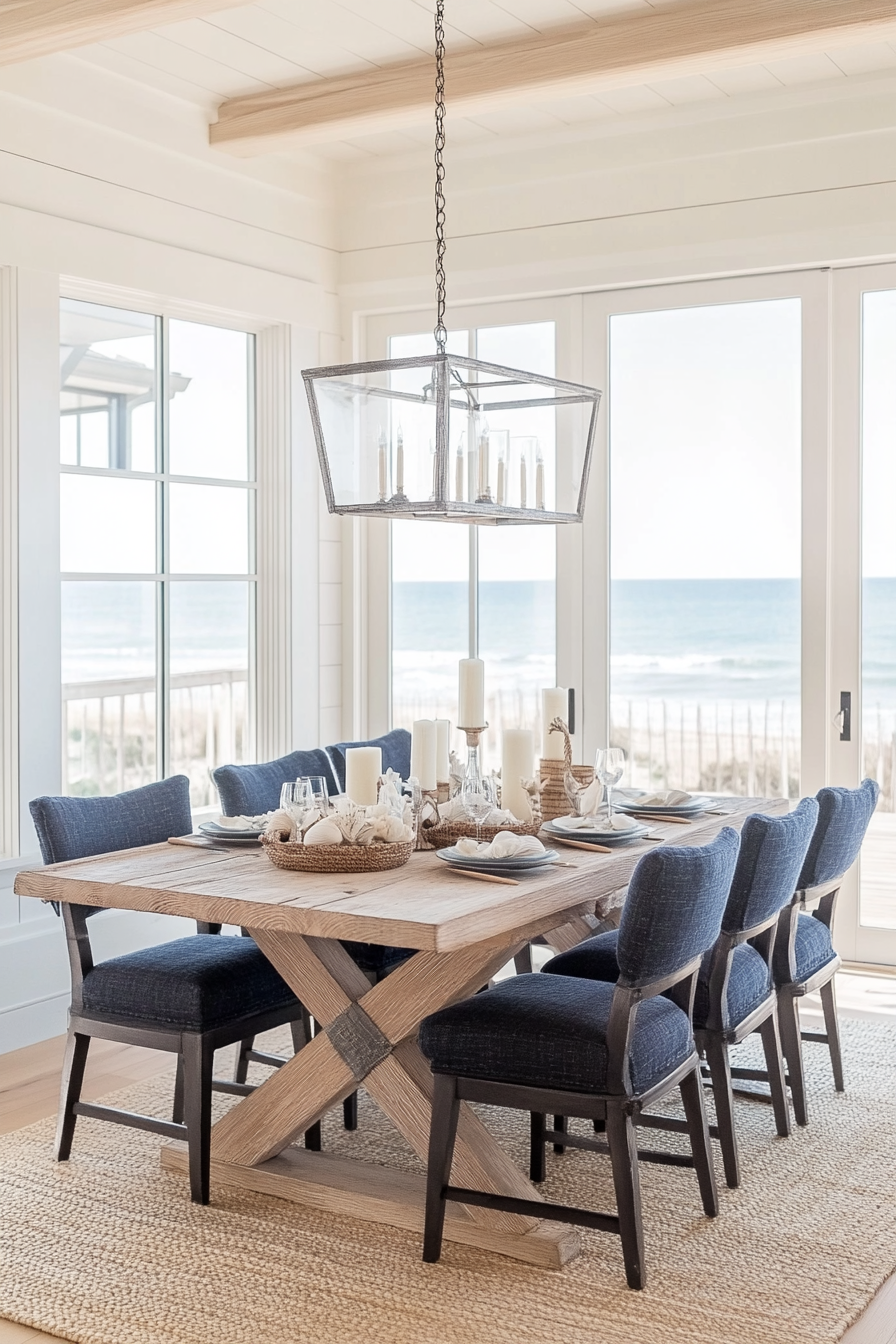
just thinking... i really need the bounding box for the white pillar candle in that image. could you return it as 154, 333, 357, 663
542, 687, 569, 759
411, 719, 437, 791
502, 729, 534, 822
345, 746, 381, 806
435, 719, 451, 783
458, 658, 485, 727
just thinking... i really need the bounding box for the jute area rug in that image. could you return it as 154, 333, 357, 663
1, 1018, 895, 1344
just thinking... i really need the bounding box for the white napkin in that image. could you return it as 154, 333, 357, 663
214, 813, 270, 829
454, 833, 546, 859
576, 778, 603, 816
437, 797, 518, 826
631, 790, 692, 808
554, 812, 640, 833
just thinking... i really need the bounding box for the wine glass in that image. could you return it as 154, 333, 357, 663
281, 779, 313, 816
306, 776, 330, 817
595, 748, 626, 823
461, 777, 493, 846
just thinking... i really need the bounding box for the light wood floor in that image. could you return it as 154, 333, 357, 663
1, 975, 895, 1344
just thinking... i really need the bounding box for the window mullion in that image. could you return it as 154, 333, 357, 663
158, 314, 169, 781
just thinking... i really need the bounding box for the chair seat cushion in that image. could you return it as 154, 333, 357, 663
341, 942, 413, 977
419, 973, 694, 1097
789, 913, 837, 983
544, 931, 772, 1031
693, 943, 771, 1029
81, 935, 300, 1033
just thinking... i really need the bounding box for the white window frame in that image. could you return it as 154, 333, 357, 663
359, 294, 585, 746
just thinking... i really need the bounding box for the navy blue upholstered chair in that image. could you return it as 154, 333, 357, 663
326, 729, 412, 792
771, 779, 879, 1125
545, 803, 818, 1188
418, 829, 739, 1289
213, 748, 339, 818
29, 777, 315, 1206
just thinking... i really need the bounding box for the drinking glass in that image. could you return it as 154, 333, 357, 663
306, 776, 330, 816
595, 748, 626, 822
461, 778, 493, 845
280, 779, 313, 814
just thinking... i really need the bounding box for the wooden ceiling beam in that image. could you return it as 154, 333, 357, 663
210, 0, 896, 155
0, 0, 249, 66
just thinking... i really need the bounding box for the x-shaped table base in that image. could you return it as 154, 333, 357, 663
162, 905, 594, 1267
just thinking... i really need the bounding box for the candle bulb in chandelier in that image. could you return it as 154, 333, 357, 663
395, 423, 405, 497
455, 434, 465, 502
377, 427, 387, 502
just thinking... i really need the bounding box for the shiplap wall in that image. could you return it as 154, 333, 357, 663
0, 52, 343, 1053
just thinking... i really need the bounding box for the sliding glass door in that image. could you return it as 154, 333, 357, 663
831, 265, 896, 966
583, 273, 831, 799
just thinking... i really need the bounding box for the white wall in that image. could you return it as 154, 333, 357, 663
0, 53, 343, 1053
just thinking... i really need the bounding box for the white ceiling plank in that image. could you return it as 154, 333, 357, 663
160, 16, 315, 84
647, 72, 728, 103
210, 0, 896, 154
825, 40, 896, 75
266, 0, 471, 56
491, 0, 598, 29
74, 39, 221, 106
538, 93, 617, 121
707, 63, 785, 95
428, 0, 538, 44
105, 29, 264, 98
762, 51, 849, 85
0, 0, 252, 66
468, 104, 569, 134
255, 1, 423, 66
597, 84, 673, 112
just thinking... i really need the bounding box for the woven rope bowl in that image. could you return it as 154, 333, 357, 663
418, 815, 542, 850
261, 834, 414, 874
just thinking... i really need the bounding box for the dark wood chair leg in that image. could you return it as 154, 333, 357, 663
680, 1063, 719, 1217
606, 1105, 646, 1291
423, 1073, 461, 1264
55, 1031, 90, 1161
704, 1036, 740, 1189
297, 1008, 313, 1050
552, 1114, 567, 1155
172, 1053, 185, 1124
513, 945, 533, 975
343, 1092, 359, 1131
778, 991, 809, 1126
529, 1112, 546, 1183
182, 1034, 214, 1205
232, 1038, 253, 1085
819, 977, 845, 1092
759, 1011, 792, 1138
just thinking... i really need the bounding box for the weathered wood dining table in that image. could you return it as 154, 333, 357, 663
16, 795, 786, 1269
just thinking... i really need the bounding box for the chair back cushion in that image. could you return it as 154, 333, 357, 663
213, 749, 339, 816
797, 779, 880, 889
326, 729, 412, 791
616, 828, 740, 987
29, 776, 193, 866
723, 797, 819, 933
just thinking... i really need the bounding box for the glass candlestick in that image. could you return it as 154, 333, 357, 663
458, 725, 487, 792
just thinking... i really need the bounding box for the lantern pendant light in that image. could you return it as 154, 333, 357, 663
302, 0, 602, 525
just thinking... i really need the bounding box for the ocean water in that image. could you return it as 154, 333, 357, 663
392, 576, 896, 720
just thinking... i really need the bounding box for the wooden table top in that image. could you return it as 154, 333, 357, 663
15, 797, 787, 953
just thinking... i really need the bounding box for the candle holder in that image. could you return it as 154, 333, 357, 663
458, 725, 488, 796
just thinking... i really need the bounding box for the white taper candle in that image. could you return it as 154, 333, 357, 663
411, 720, 437, 791
541, 687, 569, 759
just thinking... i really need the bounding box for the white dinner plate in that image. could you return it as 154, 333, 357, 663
542, 817, 650, 845
436, 846, 558, 873
614, 790, 711, 815
199, 821, 264, 843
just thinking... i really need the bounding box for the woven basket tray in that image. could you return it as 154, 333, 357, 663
418, 815, 542, 850
261, 834, 414, 874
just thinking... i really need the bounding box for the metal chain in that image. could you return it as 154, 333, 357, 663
433, 0, 447, 353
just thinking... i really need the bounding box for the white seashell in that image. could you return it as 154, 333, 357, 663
303, 819, 343, 846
